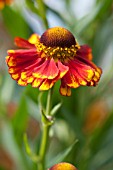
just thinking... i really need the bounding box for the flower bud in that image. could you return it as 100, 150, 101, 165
49, 162, 78, 170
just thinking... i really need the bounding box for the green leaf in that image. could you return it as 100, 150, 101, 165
26, 0, 40, 15
0, 74, 15, 103
74, 0, 113, 35
1, 122, 29, 170
23, 133, 41, 163
51, 102, 62, 116
25, 96, 40, 121
2, 6, 31, 38
0, 167, 5, 170
12, 95, 28, 142
96, 0, 113, 18
74, 2, 103, 35
89, 141, 113, 170
36, 0, 49, 28
25, 85, 39, 104
47, 139, 78, 168
93, 16, 113, 63
89, 111, 113, 155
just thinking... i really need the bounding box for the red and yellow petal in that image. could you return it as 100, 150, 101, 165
11, 73, 19, 80
77, 45, 93, 61
87, 68, 102, 86
15, 37, 36, 49
14, 34, 40, 50
33, 59, 59, 79
76, 56, 102, 83
62, 70, 80, 88
70, 60, 94, 82
32, 78, 43, 88
32, 78, 56, 91
7, 49, 41, 70
7, 49, 38, 58
10, 58, 44, 84
39, 79, 54, 91
62, 57, 102, 89
60, 80, 71, 96
37, 74, 61, 91
17, 78, 28, 86
6, 49, 44, 86
57, 61, 69, 78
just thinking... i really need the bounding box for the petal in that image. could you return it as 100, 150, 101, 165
33, 59, 59, 79
15, 37, 36, 49
62, 70, 80, 88
70, 60, 95, 82
57, 61, 69, 78
11, 73, 19, 80
28, 34, 40, 44
60, 81, 71, 96
66, 57, 101, 87
38, 75, 59, 91
7, 49, 38, 58
6, 48, 44, 86
17, 78, 27, 86
7, 49, 41, 68
77, 45, 93, 61
32, 78, 43, 88
15, 58, 43, 81
76, 56, 102, 82
39, 79, 54, 91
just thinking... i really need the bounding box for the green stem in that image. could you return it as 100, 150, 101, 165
36, 0, 49, 29
46, 88, 53, 116
38, 89, 53, 170
38, 125, 50, 170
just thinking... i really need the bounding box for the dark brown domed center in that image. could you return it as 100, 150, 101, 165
40, 27, 76, 48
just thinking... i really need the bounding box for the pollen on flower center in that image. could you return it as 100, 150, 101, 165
36, 27, 80, 61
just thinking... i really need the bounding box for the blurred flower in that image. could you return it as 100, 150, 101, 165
6, 27, 102, 96
0, 147, 15, 170
49, 162, 77, 170
0, 0, 12, 10
26, 117, 40, 140
6, 102, 17, 119
84, 100, 109, 134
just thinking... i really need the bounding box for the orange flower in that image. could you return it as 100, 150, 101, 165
49, 162, 77, 170
0, 0, 12, 10
83, 100, 109, 134
6, 27, 102, 96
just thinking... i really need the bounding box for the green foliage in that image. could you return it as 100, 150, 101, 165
2, 6, 32, 38
12, 95, 28, 143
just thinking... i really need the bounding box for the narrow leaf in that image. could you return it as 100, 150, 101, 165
47, 139, 78, 168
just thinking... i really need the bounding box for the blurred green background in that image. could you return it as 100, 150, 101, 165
0, 0, 113, 170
